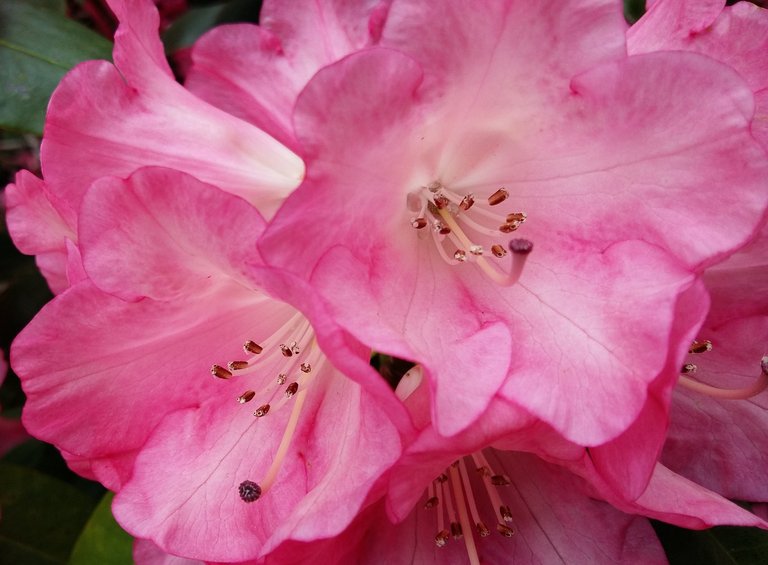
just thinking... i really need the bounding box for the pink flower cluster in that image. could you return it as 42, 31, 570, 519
6, 0, 768, 562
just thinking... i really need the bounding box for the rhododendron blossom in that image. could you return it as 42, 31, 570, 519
5, 0, 768, 562
259, 0, 768, 446
11, 168, 408, 561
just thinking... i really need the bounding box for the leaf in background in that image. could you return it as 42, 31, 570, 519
0, 463, 96, 565
162, 0, 260, 52
0, 0, 112, 135
69, 492, 132, 565
653, 521, 768, 565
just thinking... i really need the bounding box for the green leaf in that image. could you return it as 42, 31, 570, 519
0, 0, 112, 135
162, 0, 259, 52
69, 492, 133, 565
653, 521, 768, 565
0, 463, 96, 565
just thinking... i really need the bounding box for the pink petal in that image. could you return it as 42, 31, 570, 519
187, 0, 389, 149
43, 1, 303, 217
113, 366, 402, 561
5, 171, 76, 293
133, 539, 205, 565
627, 0, 724, 49
79, 167, 266, 301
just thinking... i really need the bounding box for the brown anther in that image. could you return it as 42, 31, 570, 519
437, 473, 449, 483
490, 474, 511, 486
253, 404, 271, 417
280, 344, 293, 357
434, 195, 450, 209
491, 244, 507, 258
300, 363, 312, 373
237, 390, 256, 404
454, 249, 467, 262
439, 225, 452, 236
411, 217, 428, 229
435, 529, 450, 547
476, 522, 490, 537
459, 194, 475, 211
243, 340, 263, 354
509, 238, 533, 255
689, 340, 713, 354
228, 360, 249, 371
277, 373, 287, 385
681, 363, 697, 374
285, 382, 299, 397
469, 245, 484, 256
424, 496, 439, 509
496, 523, 515, 537
506, 212, 527, 223
488, 188, 509, 206
499, 221, 522, 233
499, 505, 513, 523
450, 522, 463, 539
211, 365, 233, 380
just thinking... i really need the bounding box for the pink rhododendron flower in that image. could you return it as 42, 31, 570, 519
11, 167, 408, 561
260, 369, 767, 565
259, 0, 768, 447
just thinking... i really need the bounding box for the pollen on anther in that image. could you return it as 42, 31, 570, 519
237, 390, 256, 404
412, 217, 428, 229
459, 194, 475, 211
497, 523, 515, 537
244, 341, 263, 354
506, 212, 527, 223
424, 496, 439, 509
469, 245, 484, 256
689, 340, 713, 354
681, 363, 697, 374
435, 530, 450, 547
280, 344, 293, 357
434, 195, 450, 209
454, 249, 467, 262
499, 221, 522, 233
228, 360, 249, 371
491, 244, 507, 258
285, 382, 299, 397
499, 505, 513, 523
491, 474, 511, 486
290, 342, 300, 355
238, 480, 262, 503
253, 404, 271, 417
476, 522, 490, 537
211, 365, 233, 379
509, 238, 533, 255
277, 373, 287, 385
300, 363, 312, 373
450, 522, 463, 539
488, 188, 509, 206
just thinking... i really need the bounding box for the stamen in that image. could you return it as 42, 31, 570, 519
449, 464, 481, 565
689, 339, 713, 354
237, 390, 256, 404
437, 209, 532, 286
472, 452, 515, 535
412, 217, 428, 229
681, 363, 697, 374
458, 458, 489, 538
435, 479, 449, 547
460, 194, 475, 211
258, 387, 308, 494
491, 244, 507, 258
211, 365, 233, 380
678, 355, 768, 400
425, 481, 439, 509
243, 341, 263, 354
300, 363, 311, 373
253, 404, 270, 417
487, 188, 509, 206
285, 382, 299, 397
443, 467, 462, 540
228, 360, 249, 371
280, 344, 293, 357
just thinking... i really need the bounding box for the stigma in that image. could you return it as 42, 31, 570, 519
406, 181, 533, 286
209, 312, 326, 503
425, 451, 515, 564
